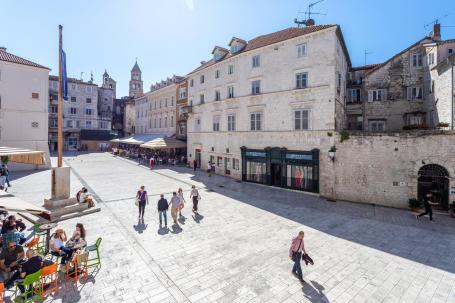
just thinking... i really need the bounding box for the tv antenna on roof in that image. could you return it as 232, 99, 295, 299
424, 14, 448, 30
294, 0, 327, 27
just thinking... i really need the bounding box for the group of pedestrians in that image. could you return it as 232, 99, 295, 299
135, 185, 201, 228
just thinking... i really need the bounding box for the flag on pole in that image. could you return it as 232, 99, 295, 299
61, 49, 68, 100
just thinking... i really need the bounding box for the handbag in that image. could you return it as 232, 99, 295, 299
135, 197, 139, 207
197, 195, 201, 201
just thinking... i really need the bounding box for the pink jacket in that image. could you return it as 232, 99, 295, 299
289, 236, 305, 257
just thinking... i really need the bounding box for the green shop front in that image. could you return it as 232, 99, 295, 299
240, 147, 319, 193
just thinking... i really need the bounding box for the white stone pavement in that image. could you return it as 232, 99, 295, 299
5, 152, 455, 303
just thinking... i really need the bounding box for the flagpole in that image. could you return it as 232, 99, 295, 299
57, 25, 63, 167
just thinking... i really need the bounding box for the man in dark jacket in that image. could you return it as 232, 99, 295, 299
157, 194, 169, 228
417, 193, 439, 221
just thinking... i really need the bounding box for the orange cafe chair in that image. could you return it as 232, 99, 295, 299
66, 251, 89, 287
0, 282, 4, 303
41, 264, 58, 300
26, 236, 40, 250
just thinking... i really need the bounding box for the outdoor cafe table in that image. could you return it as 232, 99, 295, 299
38, 222, 57, 254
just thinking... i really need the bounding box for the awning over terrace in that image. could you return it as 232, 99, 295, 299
0, 147, 46, 165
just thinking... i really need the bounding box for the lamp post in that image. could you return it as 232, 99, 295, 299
328, 146, 336, 162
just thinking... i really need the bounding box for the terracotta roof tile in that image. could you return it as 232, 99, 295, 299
0, 48, 49, 70
189, 25, 337, 75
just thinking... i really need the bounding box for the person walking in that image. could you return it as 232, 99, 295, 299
178, 188, 185, 217
2, 164, 10, 187
193, 159, 197, 171
207, 161, 212, 177
136, 186, 149, 220
157, 194, 169, 228
417, 193, 439, 221
289, 231, 306, 283
169, 192, 181, 225
189, 185, 200, 213
149, 156, 155, 169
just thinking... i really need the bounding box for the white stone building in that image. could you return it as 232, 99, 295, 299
186, 25, 350, 193
0, 47, 51, 169
49, 76, 100, 151
135, 75, 184, 136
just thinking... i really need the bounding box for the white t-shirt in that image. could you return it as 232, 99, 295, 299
50, 238, 64, 250
191, 189, 199, 197
170, 196, 180, 208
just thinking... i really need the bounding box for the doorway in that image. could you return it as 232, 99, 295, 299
417, 164, 449, 210
271, 163, 281, 187
195, 149, 201, 168
224, 157, 230, 175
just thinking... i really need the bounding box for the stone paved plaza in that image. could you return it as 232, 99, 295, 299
6, 152, 455, 303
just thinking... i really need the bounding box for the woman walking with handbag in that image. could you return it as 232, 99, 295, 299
178, 188, 185, 217
189, 185, 200, 213
136, 186, 149, 220
289, 231, 306, 283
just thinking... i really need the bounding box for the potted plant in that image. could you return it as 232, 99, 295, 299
408, 198, 421, 212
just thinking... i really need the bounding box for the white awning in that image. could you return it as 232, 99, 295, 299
0, 191, 50, 221
141, 137, 187, 150
0, 147, 46, 165
114, 132, 175, 145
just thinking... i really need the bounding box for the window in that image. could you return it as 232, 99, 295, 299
50, 119, 57, 127
190, 79, 194, 87
250, 112, 262, 131
71, 84, 76, 90
230, 45, 241, 53
296, 72, 308, 89
76, 120, 80, 128
347, 89, 361, 103
165, 117, 167, 128
66, 120, 72, 128
70, 107, 77, 115
86, 98, 92, 103
154, 119, 157, 128
428, 53, 435, 65
165, 99, 168, 107
449, 49, 453, 55
200, 75, 205, 84
200, 94, 205, 104
179, 87, 187, 99
228, 86, 234, 98
368, 120, 386, 132
217, 157, 223, 167
297, 43, 307, 57
86, 108, 92, 115
368, 90, 385, 102
412, 53, 423, 67
86, 86, 91, 93
294, 110, 310, 130
215, 70, 220, 79
171, 96, 174, 106
50, 106, 57, 113
171, 116, 174, 127
252, 55, 260, 68
407, 87, 423, 100
32, 93, 39, 99
251, 80, 261, 95
228, 65, 234, 75
233, 159, 240, 170
228, 114, 236, 131
337, 73, 342, 88
215, 90, 221, 101
85, 120, 92, 129
159, 118, 162, 128
70, 96, 76, 102
213, 116, 220, 131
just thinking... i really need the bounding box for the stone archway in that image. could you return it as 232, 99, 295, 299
418, 164, 450, 210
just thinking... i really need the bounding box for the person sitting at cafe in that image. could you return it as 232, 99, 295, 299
49, 228, 72, 271
2, 224, 26, 249
1, 215, 26, 235
4, 249, 42, 290
0, 240, 25, 279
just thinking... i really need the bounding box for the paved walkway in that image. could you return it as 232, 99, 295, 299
6, 152, 455, 303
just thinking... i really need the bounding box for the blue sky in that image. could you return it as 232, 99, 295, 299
1, 0, 454, 97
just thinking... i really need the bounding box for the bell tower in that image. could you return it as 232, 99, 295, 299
129, 60, 143, 98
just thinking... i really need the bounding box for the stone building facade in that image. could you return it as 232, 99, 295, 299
49, 76, 99, 151
346, 24, 455, 132
331, 131, 455, 210
186, 25, 350, 192
176, 79, 188, 140
97, 70, 116, 131
0, 47, 51, 170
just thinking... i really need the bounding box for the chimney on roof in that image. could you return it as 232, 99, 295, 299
432, 23, 441, 41
0, 47, 6, 52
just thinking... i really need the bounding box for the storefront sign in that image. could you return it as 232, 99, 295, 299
286, 153, 313, 161
245, 151, 266, 158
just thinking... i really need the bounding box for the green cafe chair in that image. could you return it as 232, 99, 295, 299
86, 237, 102, 268
14, 270, 42, 303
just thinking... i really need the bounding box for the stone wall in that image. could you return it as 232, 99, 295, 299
332, 131, 455, 208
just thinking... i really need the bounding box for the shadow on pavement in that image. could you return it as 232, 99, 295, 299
133, 220, 148, 234
302, 280, 328, 302
192, 212, 204, 223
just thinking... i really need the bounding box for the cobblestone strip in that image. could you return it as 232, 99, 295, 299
64, 159, 191, 303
